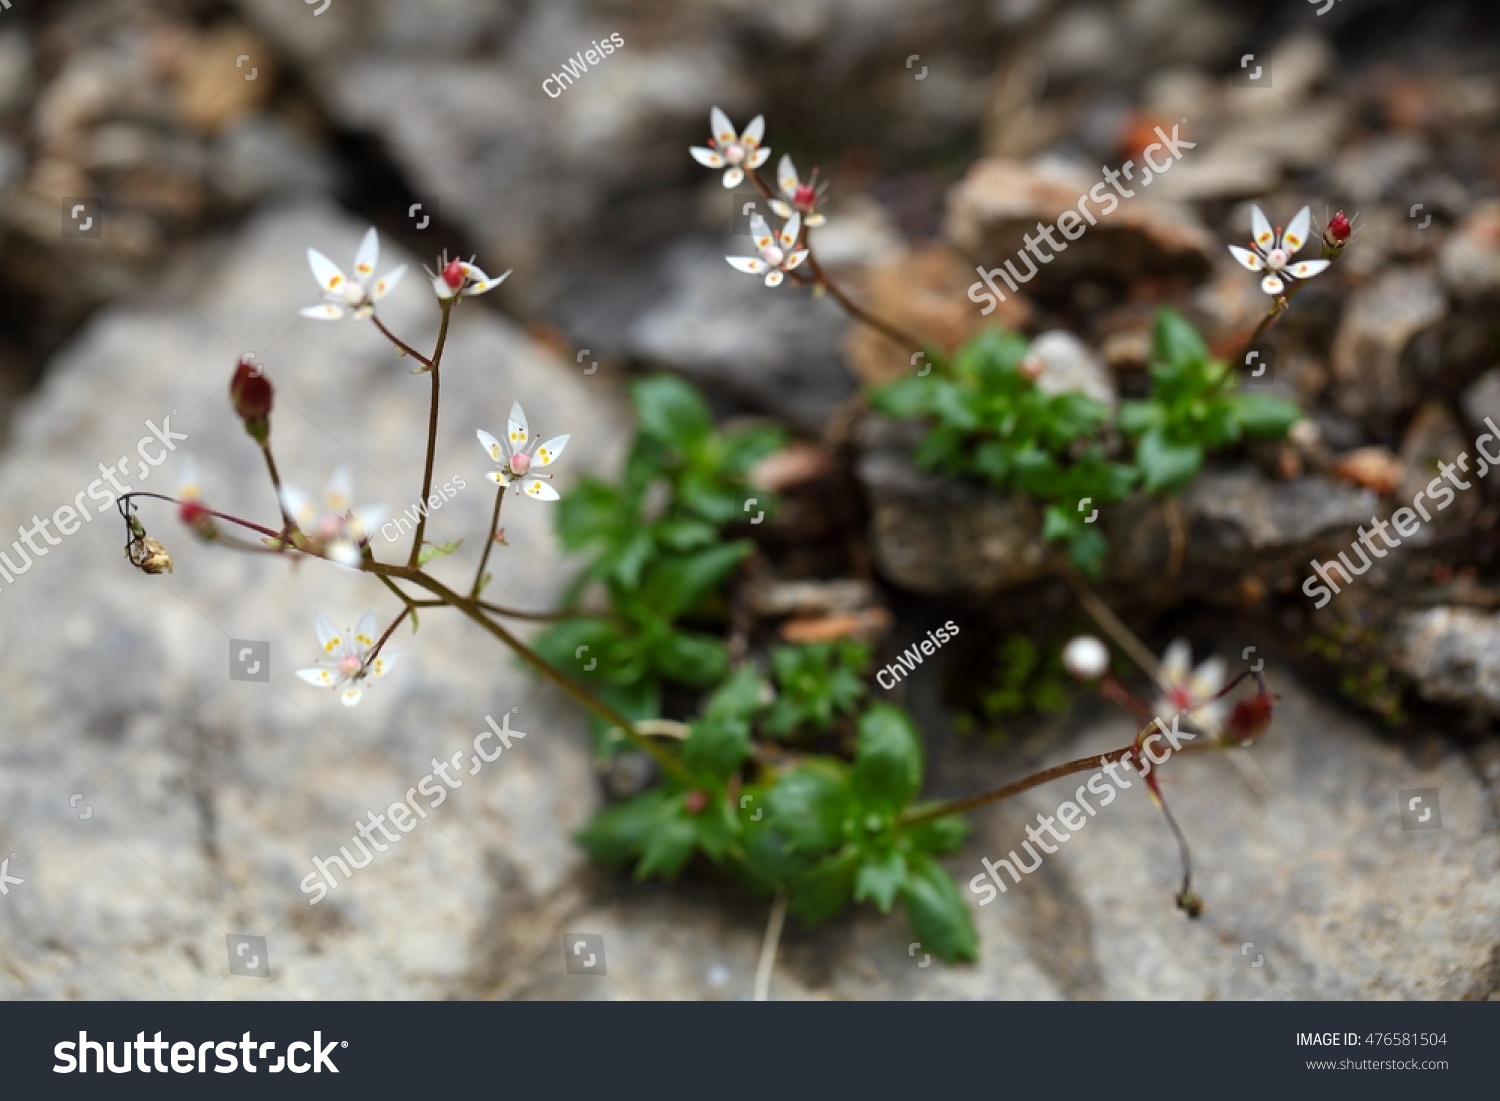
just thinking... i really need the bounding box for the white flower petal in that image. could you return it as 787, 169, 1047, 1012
1251, 205, 1274, 249
370, 652, 398, 679
371, 264, 406, 301
784, 249, 808, 270
748, 147, 771, 169
1228, 245, 1263, 271
177, 456, 201, 501
463, 269, 510, 295
1191, 656, 1227, 702
349, 506, 384, 541
354, 227, 379, 280
690, 146, 725, 168
279, 485, 316, 528
722, 167, 744, 189
1288, 259, 1330, 280
726, 256, 766, 274
1261, 273, 1285, 296
749, 213, 773, 249
1282, 207, 1311, 252
741, 115, 765, 149
777, 154, 798, 196
768, 198, 793, 219
300, 303, 344, 320
296, 667, 336, 687
476, 428, 504, 463
326, 539, 364, 568
804, 213, 826, 227
307, 249, 347, 295
486, 470, 510, 486
778, 212, 801, 250
353, 610, 378, 652
710, 106, 736, 145
764, 270, 784, 287
1159, 639, 1192, 687
315, 615, 342, 654
533, 434, 570, 467
522, 479, 560, 501
507, 402, 529, 448
340, 687, 363, 707
325, 468, 353, 513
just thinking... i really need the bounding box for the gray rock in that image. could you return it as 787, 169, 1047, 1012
210, 115, 340, 205
857, 420, 1377, 601
1394, 607, 1500, 716
0, 204, 624, 998
1439, 201, 1500, 300
620, 237, 857, 433
1329, 268, 1447, 422
1025, 330, 1115, 409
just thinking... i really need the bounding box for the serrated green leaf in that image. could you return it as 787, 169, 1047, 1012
654, 629, 729, 686
1117, 399, 1164, 436
416, 539, 462, 565
788, 848, 860, 925
851, 705, 924, 814
903, 811, 971, 855
900, 854, 979, 963
641, 541, 753, 618
635, 810, 699, 881
681, 714, 750, 782
854, 849, 907, 914
705, 664, 769, 723
575, 789, 676, 867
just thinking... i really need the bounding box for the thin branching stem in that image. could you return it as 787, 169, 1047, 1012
409, 301, 455, 564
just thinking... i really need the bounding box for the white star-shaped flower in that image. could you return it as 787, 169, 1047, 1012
427, 251, 510, 301
1228, 205, 1331, 297
689, 106, 771, 189
296, 611, 398, 707
726, 210, 808, 287
1152, 639, 1227, 737
768, 155, 827, 227
278, 468, 384, 566
477, 402, 569, 501
301, 227, 408, 320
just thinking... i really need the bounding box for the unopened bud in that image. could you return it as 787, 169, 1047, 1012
683, 790, 709, 815
178, 499, 217, 540
1224, 691, 1274, 743
1322, 210, 1352, 259
230, 357, 274, 440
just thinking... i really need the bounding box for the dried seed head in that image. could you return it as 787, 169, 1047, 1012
135, 537, 174, 574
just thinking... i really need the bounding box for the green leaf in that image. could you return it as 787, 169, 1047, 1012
705, 664, 769, 723
575, 789, 675, 867
1117, 399, 1164, 436
900, 854, 979, 963
788, 848, 860, 925
871, 376, 933, 419
632, 374, 712, 448
635, 809, 699, 880
1135, 428, 1204, 494
652, 518, 717, 551
1231, 392, 1303, 437
1041, 503, 1075, 542
653, 630, 729, 687
415, 539, 462, 565
642, 541, 753, 618
681, 715, 750, 782
1065, 527, 1109, 578
854, 849, 907, 914
1151, 307, 1209, 372
765, 764, 852, 855
903, 811, 971, 855
851, 705, 924, 814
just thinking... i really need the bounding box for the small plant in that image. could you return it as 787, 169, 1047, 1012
872, 309, 1302, 575
952, 633, 1072, 743
762, 639, 870, 738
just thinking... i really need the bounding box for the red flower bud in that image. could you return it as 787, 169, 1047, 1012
230, 356, 274, 427
179, 499, 209, 525
1225, 692, 1274, 743
683, 790, 709, 815
1326, 210, 1351, 247
441, 259, 465, 290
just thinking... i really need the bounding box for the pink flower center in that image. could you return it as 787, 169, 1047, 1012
762, 245, 784, 267
441, 260, 465, 289
722, 142, 745, 165
793, 184, 816, 209
510, 451, 532, 475
1266, 248, 1287, 269
339, 655, 362, 678
1169, 686, 1193, 713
